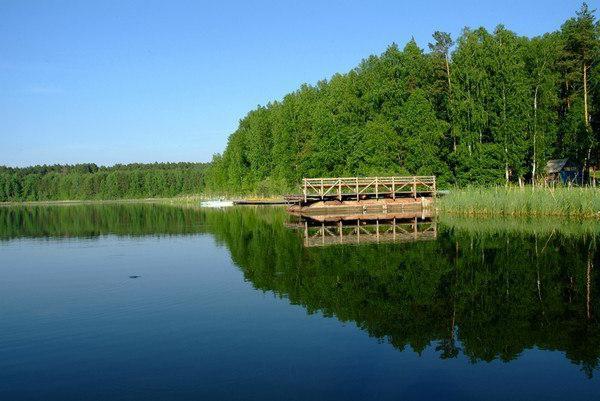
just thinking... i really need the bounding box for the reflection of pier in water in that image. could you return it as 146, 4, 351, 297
288, 211, 436, 247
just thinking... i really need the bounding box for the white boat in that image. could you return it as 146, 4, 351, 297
200, 200, 234, 208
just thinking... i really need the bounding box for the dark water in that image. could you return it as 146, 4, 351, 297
1, 204, 600, 400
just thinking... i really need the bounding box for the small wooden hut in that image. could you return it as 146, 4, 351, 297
545, 158, 581, 184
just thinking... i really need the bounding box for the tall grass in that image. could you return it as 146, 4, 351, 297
439, 186, 600, 218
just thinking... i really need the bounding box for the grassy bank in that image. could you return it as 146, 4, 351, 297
0, 194, 287, 207
0, 195, 204, 207
5, 186, 600, 219
439, 186, 600, 218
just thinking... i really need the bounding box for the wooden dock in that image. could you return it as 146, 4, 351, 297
285, 176, 436, 213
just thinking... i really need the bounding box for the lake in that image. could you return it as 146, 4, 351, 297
1, 204, 600, 400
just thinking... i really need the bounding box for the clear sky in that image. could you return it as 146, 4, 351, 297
0, 0, 592, 167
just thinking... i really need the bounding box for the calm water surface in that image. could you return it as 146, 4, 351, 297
1, 204, 600, 400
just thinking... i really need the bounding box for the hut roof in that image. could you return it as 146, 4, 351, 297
545, 158, 569, 174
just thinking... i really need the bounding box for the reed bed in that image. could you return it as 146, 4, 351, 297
438, 186, 600, 218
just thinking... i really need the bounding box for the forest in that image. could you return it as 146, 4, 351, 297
205, 4, 600, 194
0, 162, 207, 201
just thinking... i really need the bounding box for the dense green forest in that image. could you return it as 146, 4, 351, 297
206, 4, 600, 194
0, 162, 207, 201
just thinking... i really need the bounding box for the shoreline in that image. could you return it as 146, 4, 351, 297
0, 195, 287, 207
3, 186, 600, 219
0, 196, 202, 207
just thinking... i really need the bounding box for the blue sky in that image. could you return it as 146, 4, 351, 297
0, 0, 591, 166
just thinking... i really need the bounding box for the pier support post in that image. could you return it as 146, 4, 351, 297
303, 179, 307, 203
304, 221, 308, 247
413, 216, 418, 239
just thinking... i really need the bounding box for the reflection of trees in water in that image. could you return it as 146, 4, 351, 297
205, 208, 600, 377
2, 205, 599, 377
0, 203, 207, 239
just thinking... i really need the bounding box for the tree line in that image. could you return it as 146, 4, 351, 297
0, 162, 208, 201
205, 4, 600, 194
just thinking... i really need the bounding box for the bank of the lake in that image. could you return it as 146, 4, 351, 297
0, 195, 290, 208
438, 186, 600, 218
4, 186, 600, 219
0, 195, 204, 207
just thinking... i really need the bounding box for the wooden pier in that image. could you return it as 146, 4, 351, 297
285, 176, 436, 213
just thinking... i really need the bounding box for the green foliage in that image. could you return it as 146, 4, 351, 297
0, 163, 208, 202
206, 4, 600, 194
397, 89, 450, 180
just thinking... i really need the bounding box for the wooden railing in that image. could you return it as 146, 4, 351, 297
300, 176, 436, 202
